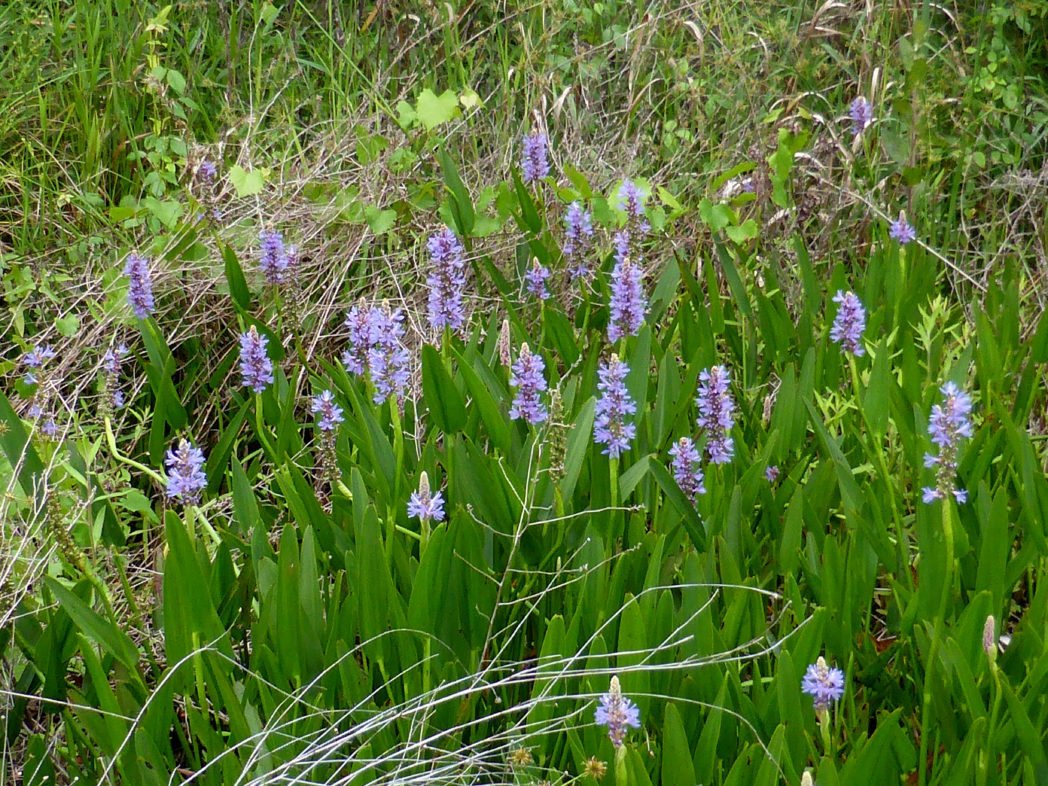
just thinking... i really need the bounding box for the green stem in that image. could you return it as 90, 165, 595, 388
614, 743, 629, 786
818, 707, 834, 758
104, 418, 165, 486
977, 666, 1002, 786
918, 501, 955, 786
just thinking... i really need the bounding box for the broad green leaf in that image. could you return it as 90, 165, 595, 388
364, 205, 397, 235
421, 344, 467, 433
416, 88, 459, 131
560, 397, 595, 501
227, 165, 266, 197
44, 578, 139, 670
222, 244, 250, 309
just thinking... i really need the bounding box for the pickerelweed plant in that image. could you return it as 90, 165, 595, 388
4, 14, 1047, 783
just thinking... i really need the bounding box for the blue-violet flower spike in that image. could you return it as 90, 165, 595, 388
509, 343, 548, 425
889, 211, 916, 245
165, 439, 207, 505
922, 381, 973, 504
830, 290, 867, 357
696, 365, 736, 464
607, 259, 646, 342
595, 676, 641, 747
239, 325, 274, 394
258, 229, 289, 285
669, 437, 705, 504
408, 472, 445, 523
849, 96, 874, 136
312, 390, 344, 432
342, 303, 371, 376
525, 260, 551, 300
616, 180, 646, 222
124, 253, 155, 319
366, 304, 411, 404
521, 131, 550, 184
564, 201, 594, 280
426, 227, 468, 333
801, 656, 846, 711
594, 355, 637, 458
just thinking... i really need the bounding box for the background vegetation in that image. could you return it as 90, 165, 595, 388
2, 0, 1047, 784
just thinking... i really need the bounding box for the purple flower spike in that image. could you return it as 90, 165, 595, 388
765, 465, 780, 482
342, 303, 371, 376
23, 344, 56, 383
199, 160, 218, 182
239, 325, 274, 394
525, 260, 551, 300
922, 381, 973, 505
594, 355, 637, 458
312, 390, 344, 432
670, 437, 705, 504
366, 304, 411, 404
509, 343, 548, 425
607, 259, 646, 342
102, 344, 128, 375
426, 227, 468, 333
849, 96, 874, 136
258, 229, 290, 285
830, 290, 867, 357
696, 365, 735, 464
408, 472, 445, 523
124, 253, 155, 319
521, 131, 550, 184
616, 180, 647, 223
889, 212, 916, 245
595, 676, 641, 747
23, 344, 56, 369
802, 656, 846, 711
165, 438, 207, 505
564, 201, 594, 280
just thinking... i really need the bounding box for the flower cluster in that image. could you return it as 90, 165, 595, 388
830, 290, 867, 357
426, 227, 469, 333
607, 259, 646, 342
311, 390, 344, 432
509, 343, 548, 425
198, 159, 217, 182
922, 381, 974, 504
342, 302, 411, 404
594, 676, 641, 747
22, 344, 56, 386
366, 305, 411, 404
124, 253, 155, 319
524, 259, 551, 300
889, 212, 916, 245
311, 390, 343, 510
20, 344, 58, 435
521, 130, 549, 184
165, 439, 207, 505
594, 355, 637, 458
239, 326, 274, 394
342, 302, 371, 376
801, 656, 846, 711
669, 437, 705, 503
696, 365, 735, 464
563, 201, 594, 281
258, 229, 293, 285
616, 180, 648, 228
849, 96, 874, 136
101, 344, 129, 411
408, 472, 445, 523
